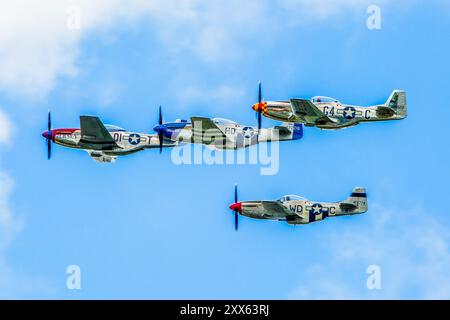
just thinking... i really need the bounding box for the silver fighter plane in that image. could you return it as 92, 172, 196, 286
229, 185, 368, 230
153, 107, 303, 150
252, 84, 407, 129
41, 113, 176, 162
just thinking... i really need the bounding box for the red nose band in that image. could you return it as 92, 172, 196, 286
229, 202, 242, 212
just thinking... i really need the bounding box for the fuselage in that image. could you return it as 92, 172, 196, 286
240, 199, 361, 224
42, 127, 170, 155
255, 98, 406, 129
229, 188, 367, 226
154, 118, 302, 149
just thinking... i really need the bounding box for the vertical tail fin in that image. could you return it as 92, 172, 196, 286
292, 123, 303, 140
343, 187, 368, 213
385, 90, 407, 118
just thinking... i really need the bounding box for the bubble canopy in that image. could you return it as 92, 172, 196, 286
104, 124, 126, 132
212, 118, 237, 125
311, 96, 340, 103
279, 195, 307, 202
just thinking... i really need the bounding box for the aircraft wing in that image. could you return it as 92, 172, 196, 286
190, 117, 229, 145
289, 99, 336, 125
261, 201, 294, 217
191, 117, 225, 133
79, 116, 118, 150
272, 125, 292, 136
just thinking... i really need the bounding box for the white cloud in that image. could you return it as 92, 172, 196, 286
0, 160, 43, 298
288, 203, 450, 299
0, 171, 22, 254
0, 1, 207, 97
0, 112, 32, 297
281, 0, 378, 18
0, 109, 13, 146
0, 0, 155, 99
147, 0, 269, 63
3, 0, 445, 102
0, 0, 398, 99
0, 109, 17, 254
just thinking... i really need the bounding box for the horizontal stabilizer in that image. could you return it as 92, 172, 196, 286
273, 125, 293, 135
376, 106, 396, 118
340, 202, 357, 211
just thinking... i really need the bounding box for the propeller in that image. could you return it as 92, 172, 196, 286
158, 106, 163, 153
46, 111, 52, 159
257, 81, 262, 131
233, 184, 239, 231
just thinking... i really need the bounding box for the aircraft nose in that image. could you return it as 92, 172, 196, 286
229, 202, 242, 212
154, 124, 173, 140
252, 102, 267, 113
42, 131, 49, 139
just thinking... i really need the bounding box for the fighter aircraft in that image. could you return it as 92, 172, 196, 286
252, 83, 407, 129
153, 107, 303, 150
229, 185, 367, 230
42, 112, 177, 162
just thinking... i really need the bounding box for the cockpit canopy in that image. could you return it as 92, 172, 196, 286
311, 96, 340, 104
104, 124, 126, 132
279, 195, 307, 202
212, 118, 237, 125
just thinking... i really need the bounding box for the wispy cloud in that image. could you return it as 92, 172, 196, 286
0, 172, 20, 250
281, 0, 379, 19
0, 0, 406, 100
288, 203, 450, 299
0, 109, 13, 146
0, 171, 33, 299
0, 111, 21, 296
0, 112, 44, 297
0, 0, 155, 99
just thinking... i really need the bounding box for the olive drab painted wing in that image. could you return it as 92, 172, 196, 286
190, 116, 230, 146
79, 116, 118, 150
289, 98, 337, 126
260, 201, 293, 217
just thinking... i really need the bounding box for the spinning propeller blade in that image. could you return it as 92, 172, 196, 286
258, 81, 262, 130
256, 81, 262, 141
234, 184, 238, 231
158, 106, 163, 153
46, 111, 52, 159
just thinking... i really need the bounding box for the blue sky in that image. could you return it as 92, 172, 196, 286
1, 0, 450, 299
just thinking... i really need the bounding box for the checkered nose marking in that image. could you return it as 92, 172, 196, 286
252, 102, 267, 114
